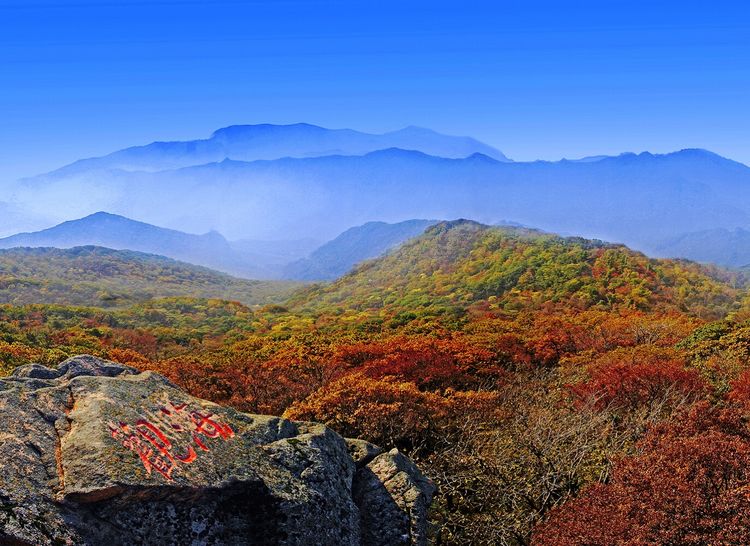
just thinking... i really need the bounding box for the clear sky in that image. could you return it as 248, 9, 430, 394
1, 0, 748, 181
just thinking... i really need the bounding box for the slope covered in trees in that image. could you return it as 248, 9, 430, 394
0, 221, 749, 543
292, 220, 743, 323
0, 246, 301, 307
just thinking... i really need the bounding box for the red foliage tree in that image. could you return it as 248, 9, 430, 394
533, 403, 750, 545
570, 359, 707, 411
334, 336, 509, 391
728, 369, 750, 412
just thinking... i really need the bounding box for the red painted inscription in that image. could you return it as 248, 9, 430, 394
108, 398, 235, 480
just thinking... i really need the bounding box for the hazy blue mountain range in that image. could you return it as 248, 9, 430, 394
0, 201, 48, 237
8, 124, 750, 270
654, 228, 750, 268
0, 213, 441, 281
41, 123, 509, 175
283, 219, 437, 280
229, 237, 322, 272
0, 212, 317, 279
14, 147, 750, 245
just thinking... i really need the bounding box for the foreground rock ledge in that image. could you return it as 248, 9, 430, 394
0, 355, 434, 545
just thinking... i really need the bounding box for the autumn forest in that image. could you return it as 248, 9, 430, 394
2, 220, 750, 543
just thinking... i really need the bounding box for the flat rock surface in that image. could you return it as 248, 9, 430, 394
0, 355, 434, 545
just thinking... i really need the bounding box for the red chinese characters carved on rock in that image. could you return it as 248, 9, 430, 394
108, 399, 235, 481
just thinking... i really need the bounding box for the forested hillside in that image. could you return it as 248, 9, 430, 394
0, 222, 749, 543
293, 220, 743, 322
0, 246, 300, 307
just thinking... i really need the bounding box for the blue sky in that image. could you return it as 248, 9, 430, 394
0, 0, 748, 181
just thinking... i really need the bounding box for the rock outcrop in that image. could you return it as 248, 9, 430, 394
0, 355, 435, 545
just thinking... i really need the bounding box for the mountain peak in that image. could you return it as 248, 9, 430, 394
362, 147, 435, 160
426, 219, 486, 235
387, 125, 439, 136
0, 214, 276, 277
466, 152, 501, 163
35, 123, 510, 177
80, 211, 133, 222
673, 147, 716, 155
667, 148, 725, 160
210, 123, 328, 139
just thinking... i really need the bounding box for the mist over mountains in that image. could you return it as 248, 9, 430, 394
654, 228, 750, 268
0, 212, 319, 279
283, 219, 437, 280
0, 212, 432, 281
5, 123, 750, 269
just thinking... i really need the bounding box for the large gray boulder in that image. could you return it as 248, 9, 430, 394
0, 355, 434, 545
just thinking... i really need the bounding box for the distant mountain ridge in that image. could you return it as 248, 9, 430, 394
44, 123, 509, 175
283, 219, 437, 280
0, 211, 228, 251
9, 122, 750, 270
0, 213, 438, 282
654, 227, 750, 268
16, 146, 747, 245
0, 212, 316, 279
